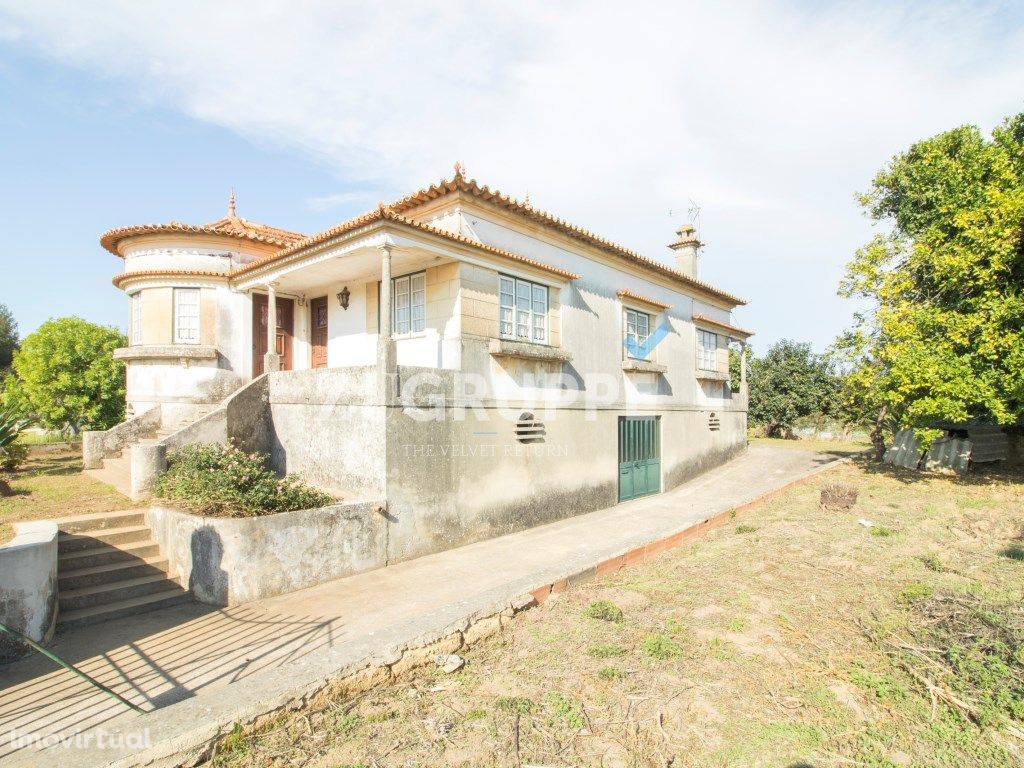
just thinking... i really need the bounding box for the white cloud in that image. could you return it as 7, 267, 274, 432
1, 0, 1022, 348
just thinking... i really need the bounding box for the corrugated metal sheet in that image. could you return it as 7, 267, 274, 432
925, 438, 972, 473
884, 429, 922, 469
966, 426, 1009, 463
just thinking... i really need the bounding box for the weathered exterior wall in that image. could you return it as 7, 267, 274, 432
147, 502, 386, 606
0, 522, 58, 659
381, 368, 747, 563
264, 367, 385, 498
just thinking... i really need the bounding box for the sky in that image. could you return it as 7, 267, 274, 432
1, 1, 1022, 353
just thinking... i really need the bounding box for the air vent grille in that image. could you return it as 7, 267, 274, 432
708, 412, 721, 431
515, 412, 546, 444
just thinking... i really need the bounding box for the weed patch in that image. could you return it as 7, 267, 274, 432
641, 633, 683, 660
583, 600, 624, 623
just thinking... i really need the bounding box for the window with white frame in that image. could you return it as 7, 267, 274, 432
173, 288, 200, 345
130, 292, 142, 346
499, 275, 548, 343
392, 272, 426, 335
624, 308, 652, 360
697, 329, 718, 370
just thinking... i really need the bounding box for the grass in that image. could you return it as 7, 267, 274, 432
0, 450, 142, 545
211, 458, 1024, 768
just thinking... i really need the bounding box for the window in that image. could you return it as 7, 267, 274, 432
392, 272, 425, 335
130, 293, 142, 346
499, 275, 548, 343
173, 288, 200, 344
697, 329, 718, 370
624, 308, 652, 360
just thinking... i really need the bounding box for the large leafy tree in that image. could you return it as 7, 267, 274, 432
839, 114, 1024, 457
748, 340, 838, 438
0, 304, 16, 370
3, 317, 126, 433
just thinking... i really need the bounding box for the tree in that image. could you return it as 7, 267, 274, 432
0, 304, 16, 371
839, 114, 1024, 456
3, 317, 126, 433
748, 340, 838, 438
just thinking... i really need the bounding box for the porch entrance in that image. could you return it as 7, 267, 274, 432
252, 294, 294, 377
310, 296, 328, 369
618, 415, 661, 502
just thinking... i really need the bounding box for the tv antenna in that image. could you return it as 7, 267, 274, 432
669, 199, 702, 232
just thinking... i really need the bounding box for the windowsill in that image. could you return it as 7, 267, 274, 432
390, 331, 427, 341
622, 359, 668, 374
696, 369, 730, 381
114, 345, 217, 362
489, 338, 573, 362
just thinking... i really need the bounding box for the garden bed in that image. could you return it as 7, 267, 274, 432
147, 500, 387, 606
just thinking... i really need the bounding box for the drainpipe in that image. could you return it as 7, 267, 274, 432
377, 244, 396, 404
264, 282, 281, 373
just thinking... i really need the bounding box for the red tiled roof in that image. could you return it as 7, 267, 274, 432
390, 172, 747, 306
616, 288, 672, 310
100, 214, 304, 256
692, 313, 754, 338
231, 205, 581, 282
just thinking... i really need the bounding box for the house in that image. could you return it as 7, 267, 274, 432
84, 167, 753, 564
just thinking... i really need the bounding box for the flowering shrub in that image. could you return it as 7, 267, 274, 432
153, 443, 333, 517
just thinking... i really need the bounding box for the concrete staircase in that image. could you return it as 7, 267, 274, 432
55, 510, 191, 630
82, 429, 173, 498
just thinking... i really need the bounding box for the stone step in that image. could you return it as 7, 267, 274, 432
58, 525, 152, 553
59, 572, 184, 611
57, 587, 192, 630
57, 539, 162, 569
58, 555, 171, 590
52, 509, 146, 534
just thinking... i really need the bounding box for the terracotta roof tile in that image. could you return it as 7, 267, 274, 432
691, 312, 754, 338
389, 173, 747, 306
100, 214, 304, 256
616, 289, 672, 310
231, 205, 580, 282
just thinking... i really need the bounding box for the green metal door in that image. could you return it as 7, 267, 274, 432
618, 416, 661, 502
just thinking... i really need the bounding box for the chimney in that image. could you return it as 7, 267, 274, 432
668, 224, 701, 278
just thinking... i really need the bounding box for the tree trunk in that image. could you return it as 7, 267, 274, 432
871, 406, 889, 462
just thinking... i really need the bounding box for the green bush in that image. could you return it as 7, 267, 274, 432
154, 443, 333, 517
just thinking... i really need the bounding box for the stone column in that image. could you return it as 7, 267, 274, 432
377, 244, 396, 403
264, 282, 281, 374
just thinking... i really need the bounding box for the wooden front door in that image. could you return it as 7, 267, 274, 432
310, 296, 328, 369
618, 416, 661, 502
252, 294, 294, 377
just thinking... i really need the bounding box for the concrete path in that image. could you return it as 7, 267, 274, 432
0, 444, 845, 767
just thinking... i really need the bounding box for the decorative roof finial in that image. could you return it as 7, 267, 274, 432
524, 190, 530, 207
453, 160, 465, 178
228, 188, 236, 218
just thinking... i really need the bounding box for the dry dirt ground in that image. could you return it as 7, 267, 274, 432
208, 458, 1024, 768
0, 449, 141, 543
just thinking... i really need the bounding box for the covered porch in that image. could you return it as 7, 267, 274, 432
232, 227, 465, 379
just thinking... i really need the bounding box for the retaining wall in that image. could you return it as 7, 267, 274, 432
0, 522, 58, 661
146, 501, 387, 606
